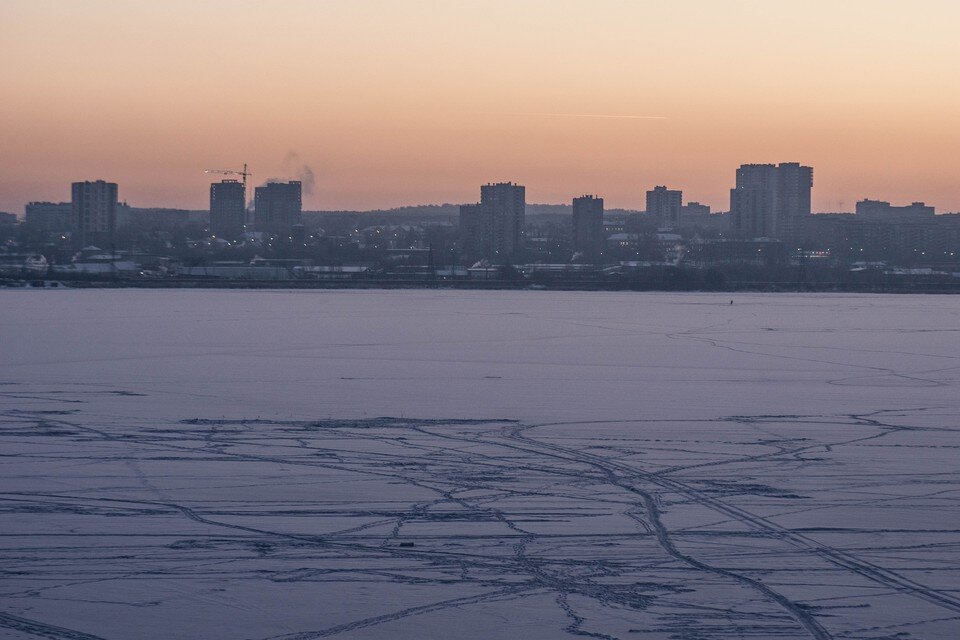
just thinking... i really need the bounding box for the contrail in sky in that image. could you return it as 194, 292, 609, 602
509, 112, 667, 120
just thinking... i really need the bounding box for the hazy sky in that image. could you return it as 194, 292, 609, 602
2, 0, 959, 213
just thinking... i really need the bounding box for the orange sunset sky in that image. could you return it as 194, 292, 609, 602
1, 0, 959, 214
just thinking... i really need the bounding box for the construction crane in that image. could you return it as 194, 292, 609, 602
205, 164, 253, 232
204, 164, 252, 200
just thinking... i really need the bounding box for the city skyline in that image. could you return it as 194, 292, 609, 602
10, 163, 945, 218
5, 155, 957, 220
3, 1, 960, 215
12, 168, 949, 222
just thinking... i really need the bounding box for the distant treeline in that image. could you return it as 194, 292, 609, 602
305, 203, 641, 218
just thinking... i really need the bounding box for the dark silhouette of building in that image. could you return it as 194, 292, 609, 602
483, 182, 525, 261
731, 164, 776, 239
797, 200, 955, 267
686, 237, 787, 267
459, 182, 525, 262
119, 207, 196, 229
730, 163, 812, 242
210, 179, 246, 239
572, 195, 604, 261
678, 202, 728, 234
856, 199, 934, 221
646, 186, 682, 230
25, 201, 73, 236
254, 181, 302, 236
458, 204, 487, 261
71, 180, 118, 246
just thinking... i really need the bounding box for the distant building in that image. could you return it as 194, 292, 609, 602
678, 202, 729, 234
683, 202, 710, 217
482, 182, 525, 260
458, 204, 487, 260
0, 212, 16, 226
25, 202, 72, 235
115, 202, 132, 227
730, 163, 812, 242
254, 181, 302, 236
798, 204, 956, 267
210, 179, 246, 239
687, 237, 787, 267
122, 208, 195, 228
855, 199, 934, 220
731, 164, 776, 239
72, 180, 118, 246
646, 186, 682, 230
572, 195, 604, 261
459, 182, 526, 262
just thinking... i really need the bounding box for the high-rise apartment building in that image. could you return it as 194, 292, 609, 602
482, 182, 525, 260
210, 179, 246, 239
572, 195, 604, 261
646, 186, 682, 230
254, 181, 302, 236
71, 180, 118, 246
459, 182, 526, 262
730, 163, 812, 241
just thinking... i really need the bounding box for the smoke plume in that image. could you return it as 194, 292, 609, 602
260, 152, 317, 197
281, 151, 316, 195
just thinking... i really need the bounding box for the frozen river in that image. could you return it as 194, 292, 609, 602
1, 290, 959, 639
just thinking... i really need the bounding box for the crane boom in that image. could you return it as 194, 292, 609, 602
204, 164, 251, 206
205, 164, 250, 181
205, 164, 252, 231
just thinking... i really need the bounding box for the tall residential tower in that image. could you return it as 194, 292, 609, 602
646, 186, 682, 230
210, 179, 246, 239
71, 180, 118, 247
730, 163, 812, 242
572, 195, 604, 261
459, 182, 526, 262
254, 181, 302, 236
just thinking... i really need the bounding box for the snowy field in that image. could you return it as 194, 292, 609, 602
1, 289, 959, 639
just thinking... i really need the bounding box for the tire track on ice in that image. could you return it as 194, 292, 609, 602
503, 421, 960, 618
258, 586, 540, 639
0, 611, 109, 640
469, 424, 833, 640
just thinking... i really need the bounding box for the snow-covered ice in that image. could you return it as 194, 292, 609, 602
1, 289, 959, 639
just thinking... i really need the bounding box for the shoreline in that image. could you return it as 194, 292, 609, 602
5, 277, 960, 294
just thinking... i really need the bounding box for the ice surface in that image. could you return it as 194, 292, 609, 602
1, 290, 959, 638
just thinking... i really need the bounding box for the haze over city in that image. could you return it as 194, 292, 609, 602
3, 0, 960, 214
